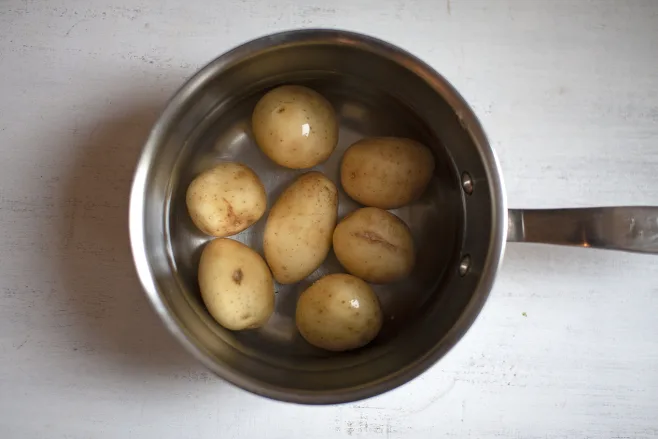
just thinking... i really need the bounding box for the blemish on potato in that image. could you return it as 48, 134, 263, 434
353, 230, 397, 251
232, 268, 243, 285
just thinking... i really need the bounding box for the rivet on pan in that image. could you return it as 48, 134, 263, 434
461, 172, 473, 195
459, 255, 471, 277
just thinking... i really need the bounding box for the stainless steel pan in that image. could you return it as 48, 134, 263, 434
129, 29, 658, 404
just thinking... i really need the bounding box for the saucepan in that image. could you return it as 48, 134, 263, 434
129, 29, 658, 404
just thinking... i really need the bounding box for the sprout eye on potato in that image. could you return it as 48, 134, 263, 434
333, 207, 415, 284
198, 238, 275, 330
264, 172, 338, 284
186, 162, 267, 237
296, 274, 383, 352
340, 137, 435, 209
252, 85, 338, 169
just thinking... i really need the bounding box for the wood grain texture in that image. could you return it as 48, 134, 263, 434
1, 0, 658, 437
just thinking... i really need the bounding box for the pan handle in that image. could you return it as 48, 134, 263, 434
507, 207, 658, 254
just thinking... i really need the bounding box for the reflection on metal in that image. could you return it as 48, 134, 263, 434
458, 255, 471, 276
461, 172, 473, 195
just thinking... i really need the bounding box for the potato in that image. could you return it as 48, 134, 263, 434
296, 274, 383, 351
333, 207, 415, 284
252, 85, 338, 169
198, 238, 274, 330
264, 172, 338, 284
186, 162, 266, 237
340, 137, 435, 209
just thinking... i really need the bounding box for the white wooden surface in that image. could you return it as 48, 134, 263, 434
2, 0, 658, 437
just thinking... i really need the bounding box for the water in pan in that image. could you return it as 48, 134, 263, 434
168, 76, 463, 361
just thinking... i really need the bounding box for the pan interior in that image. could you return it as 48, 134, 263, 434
169, 74, 463, 368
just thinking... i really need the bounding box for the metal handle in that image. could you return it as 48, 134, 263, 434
507, 207, 658, 254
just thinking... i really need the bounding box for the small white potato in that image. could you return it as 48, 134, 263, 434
186, 162, 266, 237
264, 172, 338, 284
252, 85, 338, 169
341, 137, 435, 209
198, 238, 274, 330
296, 274, 383, 352
333, 207, 415, 284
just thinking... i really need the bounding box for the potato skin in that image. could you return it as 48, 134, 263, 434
340, 137, 435, 209
252, 85, 338, 169
186, 163, 266, 237
263, 172, 338, 284
333, 207, 415, 284
198, 239, 274, 330
296, 274, 383, 352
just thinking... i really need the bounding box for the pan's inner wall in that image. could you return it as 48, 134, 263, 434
141, 36, 497, 398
